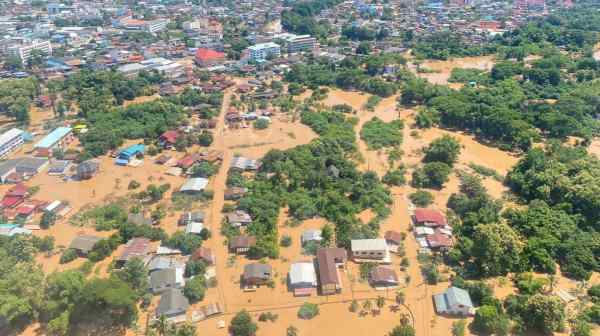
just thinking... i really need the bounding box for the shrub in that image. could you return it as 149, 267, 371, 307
383, 167, 406, 186
59, 249, 78, 264
297, 303, 319, 319
197, 131, 213, 147
280, 235, 292, 247
183, 276, 206, 303
360, 117, 404, 150
409, 190, 434, 207
411, 162, 452, 189
423, 135, 461, 166
230, 310, 257, 336
128, 180, 141, 190
258, 312, 278, 322
254, 118, 270, 129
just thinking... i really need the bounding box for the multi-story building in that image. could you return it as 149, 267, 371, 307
9, 40, 52, 64
0, 128, 24, 158
287, 34, 317, 54
245, 42, 280, 62
145, 19, 169, 34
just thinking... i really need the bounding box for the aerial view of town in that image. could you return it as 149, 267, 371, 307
0, 0, 599, 335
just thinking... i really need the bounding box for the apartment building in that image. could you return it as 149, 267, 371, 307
0, 128, 24, 158
9, 40, 52, 63
245, 42, 280, 62
287, 35, 317, 54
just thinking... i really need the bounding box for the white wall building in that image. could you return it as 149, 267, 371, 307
245, 42, 280, 62
0, 128, 24, 158
9, 40, 52, 63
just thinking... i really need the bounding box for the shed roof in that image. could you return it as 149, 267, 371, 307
180, 178, 208, 192
0, 128, 23, 147
316, 248, 347, 286
118, 237, 151, 262
351, 238, 387, 252
155, 288, 189, 317
289, 262, 317, 286
414, 208, 446, 226
35, 127, 72, 149
69, 235, 101, 253
243, 263, 272, 280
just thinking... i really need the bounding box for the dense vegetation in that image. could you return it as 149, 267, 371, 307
413, 31, 496, 60
281, 0, 342, 40
360, 117, 403, 150
0, 77, 39, 124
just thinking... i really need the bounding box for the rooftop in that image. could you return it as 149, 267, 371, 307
34, 127, 72, 149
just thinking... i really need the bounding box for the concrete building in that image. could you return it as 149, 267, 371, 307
287, 35, 317, 54
34, 127, 73, 155
434, 287, 475, 316
9, 40, 52, 64
351, 238, 390, 263
245, 42, 280, 62
145, 19, 169, 34
0, 128, 24, 158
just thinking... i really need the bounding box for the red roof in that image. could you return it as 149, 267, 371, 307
414, 208, 446, 227
195, 48, 225, 62
6, 183, 27, 197
1, 196, 23, 209
16, 204, 35, 216
177, 155, 195, 169
426, 231, 453, 249
160, 130, 179, 144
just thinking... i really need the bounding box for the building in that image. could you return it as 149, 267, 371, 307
316, 247, 347, 295
179, 177, 209, 194
155, 288, 189, 320
225, 210, 252, 227
116, 144, 144, 165
301, 229, 322, 246
384, 230, 403, 253
159, 130, 180, 148
433, 287, 475, 316
69, 235, 102, 256
34, 127, 73, 156
287, 35, 317, 54
413, 208, 447, 227
9, 40, 52, 64
230, 156, 259, 170
224, 187, 247, 200
242, 263, 272, 287
351, 239, 390, 263
245, 42, 280, 62
150, 268, 185, 293
369, 266, 400, 288
178, 211, 205, 226
289, 261, 317, 296
77, 159, 100, 180
0, 128, 24, 158
191, 246, 215, 266
426, 230, 453, 251
116, 238, 152, 267
145, 19, 169, 34
195, 48, 226, 67
0, 224, 31, 236
229, 235, 256, 254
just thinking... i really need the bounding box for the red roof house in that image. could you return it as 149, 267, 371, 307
177, 155, 196, 169
426, 231, 453, 250
159, 130, 180, 147
6, 183, 28, 198
195, 48, 226, 67
1, 196, 23, 209
413, 208, 447, 227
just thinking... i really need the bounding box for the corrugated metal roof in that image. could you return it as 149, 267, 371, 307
0, 128, 23, 147
351, 239, 387, 252
180, 177, 208, 192
289, 262, 317, 286
34, 127, 72, 149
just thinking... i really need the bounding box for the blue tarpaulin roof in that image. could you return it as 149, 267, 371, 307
34, 127, 72, 149
119, 144, 145, 159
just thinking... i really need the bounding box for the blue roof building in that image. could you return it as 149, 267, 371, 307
117, 144, 145, 164
34, 127, 72, 149
434, 287, 474, 316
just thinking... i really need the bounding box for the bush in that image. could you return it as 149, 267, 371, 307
360, 117, 404, 150
230, 310, 257, 336
411, 162, 452, 189
383, 167, 406, 186
183, 276, 206, 303
258, 312, 278, 322
254, 118, 270, 130
409, 190, 434, 207
280, 235, 292, 247
297, 303, 319, 319
185, 259, 207, 277
60, 249, 78, 264
191, 161, 218, 178
197, 131, 213, 147
128, 180, 141, 190
40, 211, 57, 229
423, 135, 461, 166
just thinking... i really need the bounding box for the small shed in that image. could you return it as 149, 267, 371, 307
433, 287, 474, 316
179, 177, 208, 194
225, 210, 252, 227
289, 262, 317, 296
69, 235, 102, 256
229, 235, 256, 254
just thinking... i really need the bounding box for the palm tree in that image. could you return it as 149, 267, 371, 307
396, 290, 405, 305
154, 315, 170, 336
286, 326, 299, 336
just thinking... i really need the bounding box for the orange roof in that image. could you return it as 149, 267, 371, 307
195, 48, 225, 62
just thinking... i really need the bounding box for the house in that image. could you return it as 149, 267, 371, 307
0, 128, 24, 158
413, 208, 447, 227
351, 239, 390, 263
229, 235, 256, 254
116, 238, 152, 267
15, 157, 49, 176
178, 211, 205, 226
230, 156, 259, 170
177, 155, 196, 170
301, 229, 322, 246
159, 130, 180, 148
195, 48, 226, 67
433, 287, 475, 316
224, 187, 247, 200
289, 261, 317, 296
127, 212, 153, 226
155, 154, 172, 165
47, 160, 71, 175
148, 256, 185, 273
155, 288, 189, 320
426, 231, 453, 251
242, 263, 272, 287
384, 230, 403, 253
0, 159, 18, 183
179, 177, 208, 194
16, 204, 36, 221
225, 210, 252, 227
116, 144, 144, 165
191, 246, 216, 266
316, 247, 347, 295
34, 127, 73, 156
369, 266, 400, 288
0, 224, 31, 236
150, 268, 185, 293
414, 226, 435, 237
77, 160, 99, 179
186, 221, 204, 235
69, 235, 102, 256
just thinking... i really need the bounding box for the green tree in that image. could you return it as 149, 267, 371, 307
115, 257, 148, 294
471, 305, 509, 336
229, 310, 257, 336
423, 135, 461, 166
183, 276, 206, 303
40, 211, 57, 229
411, 162, 452, 189
452, 320, 466, 336
408, 190, 433, 207
388, 325, 415, 336
523, 294, 565, 334
471, 223, 524, 277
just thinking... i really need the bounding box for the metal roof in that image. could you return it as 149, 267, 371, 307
0, 128, 23, 147
34, 127, 72, 149
180, 177, 208, 192
351, 238, 387, 252
289, 262, 317, 286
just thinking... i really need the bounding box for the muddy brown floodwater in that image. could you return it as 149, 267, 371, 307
409, 55, 496, 87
